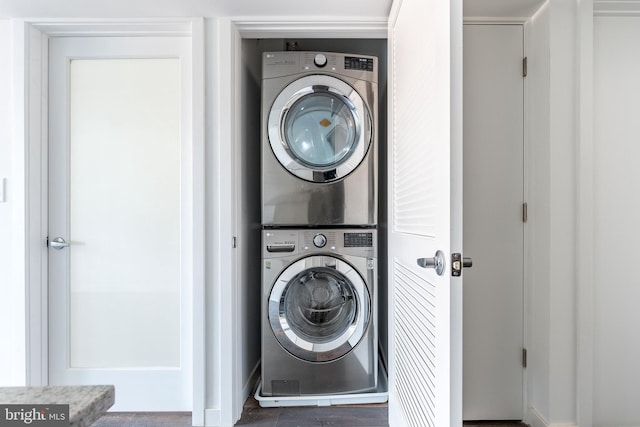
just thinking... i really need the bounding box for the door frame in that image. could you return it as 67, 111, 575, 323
17, 17, 206, 423
462, 18, 530, 421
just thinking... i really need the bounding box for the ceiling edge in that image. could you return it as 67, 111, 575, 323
232, 17, 388, 39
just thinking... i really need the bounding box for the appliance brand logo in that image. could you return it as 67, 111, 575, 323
0, 405, 69, 427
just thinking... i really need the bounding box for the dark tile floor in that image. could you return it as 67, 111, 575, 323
92, 411, 192, 426
236, 397, 388, 427
92, 400, 528, 427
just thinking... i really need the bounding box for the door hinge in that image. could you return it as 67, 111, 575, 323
522, 348, 528, 368
523, 57, 528, 78
232, 236, 237, 248
522, 202, 528, 223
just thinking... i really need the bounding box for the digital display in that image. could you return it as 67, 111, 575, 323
344, 56, 374, 72
344, 232, 373, 248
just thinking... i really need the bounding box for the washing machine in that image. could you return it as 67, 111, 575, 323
261, 228, 378, 396
261, 51, 378, 227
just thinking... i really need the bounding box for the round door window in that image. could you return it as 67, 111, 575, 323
268, 256, 370, 362
268, 75, 372, 183
284, 91, 359, 169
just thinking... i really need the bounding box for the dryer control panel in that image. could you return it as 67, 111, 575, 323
262, 51, 378, 83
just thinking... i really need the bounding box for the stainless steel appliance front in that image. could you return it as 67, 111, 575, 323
261, 51, 378, 227
261, 229, 378, 396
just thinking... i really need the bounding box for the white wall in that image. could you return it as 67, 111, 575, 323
0, 19, 26, 387
547, 0, 578, 422
527, 0, 579, 425
205, 17, 237, 425
239, 36, 267, 400
0, 20, 12, 382
593, 15, 640, 427
527, 2, 551, 422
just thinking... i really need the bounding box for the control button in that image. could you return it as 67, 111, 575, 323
314, 53, 327, 68
313, 233, 327, 248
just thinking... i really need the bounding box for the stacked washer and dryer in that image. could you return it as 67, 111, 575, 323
259, 51, 381, 403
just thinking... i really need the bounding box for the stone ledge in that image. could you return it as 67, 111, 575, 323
0, 385, 115, 427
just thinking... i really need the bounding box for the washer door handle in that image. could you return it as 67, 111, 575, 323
266, 244, 295, 253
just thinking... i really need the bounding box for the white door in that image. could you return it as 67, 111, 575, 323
462, 24, 525, 421
387, 0, 463, 425
48, 36, 193, 411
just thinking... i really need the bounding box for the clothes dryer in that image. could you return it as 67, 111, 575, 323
262, 51, 378, 227
261, 228, 378, 396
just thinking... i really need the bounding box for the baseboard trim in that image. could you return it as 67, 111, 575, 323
203, 408, 221, 426
528, 406, 579, 427
243, 361, 260, 400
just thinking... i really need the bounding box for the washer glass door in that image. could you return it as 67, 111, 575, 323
268, 75, 372, 183
269, 255, 370, 362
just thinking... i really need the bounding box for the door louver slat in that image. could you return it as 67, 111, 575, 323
393, 260, 437, 427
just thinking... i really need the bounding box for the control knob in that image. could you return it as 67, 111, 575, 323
314, 53, 328, 68
313, 233, 327, 248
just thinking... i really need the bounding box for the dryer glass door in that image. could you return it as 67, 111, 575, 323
284, 91, 358, 168
269, 255, 370, 362
268, 75, 372, 183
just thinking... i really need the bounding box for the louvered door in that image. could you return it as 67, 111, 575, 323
387, 0, 463, 426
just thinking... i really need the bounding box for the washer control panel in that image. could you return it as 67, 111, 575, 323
344, 232, 374, 248
263, 229, 376, 258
